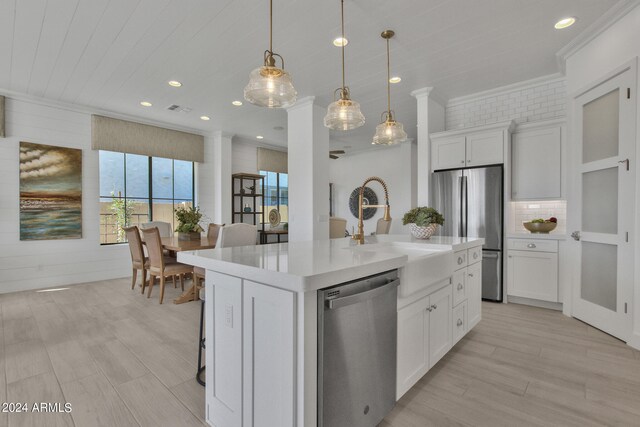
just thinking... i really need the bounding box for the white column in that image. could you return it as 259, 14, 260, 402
287, 96, 330, 242
213, 131, 233, 225
411, 87, 445, 206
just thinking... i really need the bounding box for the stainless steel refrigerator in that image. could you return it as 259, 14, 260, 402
430, 166, 503, 301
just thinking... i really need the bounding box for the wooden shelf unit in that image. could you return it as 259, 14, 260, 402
232, 173, 265, 233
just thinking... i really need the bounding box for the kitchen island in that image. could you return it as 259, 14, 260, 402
179, 234, 484, 427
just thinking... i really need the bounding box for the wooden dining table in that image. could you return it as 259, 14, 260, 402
142, 235, 216, 304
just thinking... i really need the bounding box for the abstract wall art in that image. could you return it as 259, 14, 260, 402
19, 142, 82, 240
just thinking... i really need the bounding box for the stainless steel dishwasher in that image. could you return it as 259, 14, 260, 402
317, 270, 399, 427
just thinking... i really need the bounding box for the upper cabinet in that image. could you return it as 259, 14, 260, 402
430, 121, 514, 171
511, 119, 564, 200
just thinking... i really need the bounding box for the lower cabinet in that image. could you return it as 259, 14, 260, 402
507, 239, 559, 302
397, 281, 452, 399
467, 262, 482, 328
208, 273, 295, 427
428, 285, 453, 368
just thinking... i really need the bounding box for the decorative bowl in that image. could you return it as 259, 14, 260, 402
523, 222, 557, 234
409, 223, 438, 239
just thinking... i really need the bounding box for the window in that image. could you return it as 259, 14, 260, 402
260, 170, 288, 223
99, 151, 194, 244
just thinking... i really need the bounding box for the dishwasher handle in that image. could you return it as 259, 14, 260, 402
327, 279, 399, 310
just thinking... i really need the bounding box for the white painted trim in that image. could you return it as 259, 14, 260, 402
0, 87, 211, 137
570, 58, 636, 99
410, 87, 433, 99
507, 296, 563, 311
513, 118, 567, 132
555, 0, 640, 73
446, 74, 565, 108
629, 332, 640, 351
430, 120, 516, 140
286, 96, 316, 112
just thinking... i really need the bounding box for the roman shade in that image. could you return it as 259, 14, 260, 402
91, 115, 204, 162
257, 147, 287, 174
0, 96, 5, 138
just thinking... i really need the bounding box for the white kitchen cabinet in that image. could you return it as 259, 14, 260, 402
428, 285, 453, 368
466, 130, 504, 167
467, 261, 482, 329
243, 280, 295, 427
431, 121, 514, 171
507, 243, 559, 302
207, 272, 295, 427
512, 120, 563, 200
431, 136, 466, 170
397, 295, 430, 398
452, 301, 468, 344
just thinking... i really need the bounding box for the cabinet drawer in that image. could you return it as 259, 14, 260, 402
508, 238, 557, 253
452, 301, 467, 344
452, 270, 467, 307
454, 250, 467, 269
468, 246, 482, 265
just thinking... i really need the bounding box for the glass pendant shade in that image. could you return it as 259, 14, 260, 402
244, 65, 297, 108
372, 116, 407, 146
324, 95, 365, 130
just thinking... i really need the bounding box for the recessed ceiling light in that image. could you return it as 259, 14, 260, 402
200, 116, 210, 121
389, 76, 402, 84
168, 80, 182, 87
232, 100, 243, 106
256, 135, 264, 140
333, 37, 348, 47
140, 101, 152, 107
554, 17, 576, 29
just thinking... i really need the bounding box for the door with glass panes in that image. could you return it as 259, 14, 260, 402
572, 64, 635, 341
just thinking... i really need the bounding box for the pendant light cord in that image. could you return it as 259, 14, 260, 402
269, 0, 273, 54
386, 37, 391, 115
341, 0, 346, 91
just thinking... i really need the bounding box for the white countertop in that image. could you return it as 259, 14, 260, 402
179, 234, 484, 292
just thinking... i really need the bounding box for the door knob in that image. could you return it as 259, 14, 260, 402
527, 243, 536, 248
457, 319, 463, 327
468, 273, 474, 277
431, 304, 437, 310
571, 231, 581, 241
457, 283, 463, 291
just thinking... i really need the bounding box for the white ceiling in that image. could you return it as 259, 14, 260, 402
0, 0, 619, 151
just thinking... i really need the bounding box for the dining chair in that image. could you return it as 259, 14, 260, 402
123, 226, 147, 290
376, 218, 392, 235
141, 227, 193, 304
329, 217, 347, 238
197, 223, 257, 387
140, 221, 172, 237
193, 223, 223, 286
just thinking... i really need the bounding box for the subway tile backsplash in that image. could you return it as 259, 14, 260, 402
509, 200, 566, 234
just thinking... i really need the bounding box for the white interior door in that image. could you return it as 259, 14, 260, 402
572, 65, 636, 341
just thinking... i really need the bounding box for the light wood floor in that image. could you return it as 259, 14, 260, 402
1, 279, 640, 427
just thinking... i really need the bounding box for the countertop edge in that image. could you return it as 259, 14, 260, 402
506, 233, 567, 241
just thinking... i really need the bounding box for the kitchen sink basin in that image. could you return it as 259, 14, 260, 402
346, 242, 454, 299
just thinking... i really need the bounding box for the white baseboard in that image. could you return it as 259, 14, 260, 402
507, 295, 563, 311
628, 332, 640, 351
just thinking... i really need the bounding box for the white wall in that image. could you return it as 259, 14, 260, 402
329, 143, 416, 236
232, 138, 260, 175
446, 75, 566, 131
0, 98, 132, 293
563, 4, 640, 349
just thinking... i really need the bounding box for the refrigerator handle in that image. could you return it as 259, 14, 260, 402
462, 175, 468, 237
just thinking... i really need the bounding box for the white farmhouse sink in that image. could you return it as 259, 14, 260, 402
347, 242, 454, 299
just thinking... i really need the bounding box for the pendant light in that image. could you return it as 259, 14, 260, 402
244, 0, 297, 108
372, 30, 407, 145
324, 0, 365, 130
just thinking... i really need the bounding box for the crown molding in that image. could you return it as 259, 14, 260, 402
286, 96, 317, 112
555, 0, 640, 73
430, 120, 515, 139
0, 87, 212, 137
446, 73, 565, 108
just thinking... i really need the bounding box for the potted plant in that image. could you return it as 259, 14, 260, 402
175, 205, 204, 241
402, 207, 444, 239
